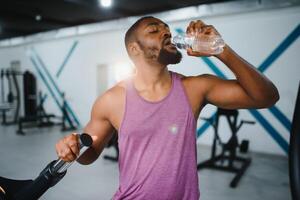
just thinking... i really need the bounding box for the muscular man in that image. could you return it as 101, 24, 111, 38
55, 16, 279, 199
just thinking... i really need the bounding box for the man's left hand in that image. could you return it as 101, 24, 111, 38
186, 20, 224, 57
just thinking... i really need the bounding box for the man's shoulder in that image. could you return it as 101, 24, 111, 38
93, 82, 125, 115
108, 81, 126, 95
173, 71, 211, 85
177, 73, 215, 99
101, 81, 126, 102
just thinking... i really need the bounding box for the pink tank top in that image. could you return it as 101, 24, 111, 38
113, 71, 200, 200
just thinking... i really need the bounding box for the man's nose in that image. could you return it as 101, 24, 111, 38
162, 31, 171, 38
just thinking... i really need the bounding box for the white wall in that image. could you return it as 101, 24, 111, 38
0, 6, 299, 156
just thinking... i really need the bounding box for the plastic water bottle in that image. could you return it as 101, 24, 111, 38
172, 33, 225, 55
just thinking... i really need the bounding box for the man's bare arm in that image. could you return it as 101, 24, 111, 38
213, 44, 278, 108
184, 20, 279, 110
77, 93, 115, 165
188, 45, 279, 109
55, 91, 115, 165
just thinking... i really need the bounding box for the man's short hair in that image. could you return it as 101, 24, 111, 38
124, 16, 154, 52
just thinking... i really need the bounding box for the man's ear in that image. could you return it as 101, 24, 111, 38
128, 42, 141, 56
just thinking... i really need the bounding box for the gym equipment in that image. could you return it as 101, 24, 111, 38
16, 71, 58, 135
197, 108, 255, 188
0, 69, 22, 125
16, 90, 57, 135
0, 133, 92, 200
5, 70, 14, 104
23, 71, 37, 117
0, 69, 5, 103
103, 130, 119, 162
1, 68, 77, 134
289, 82, 300, 200
0, 69, 12, 125
0, 104, 13, 125
17, 91, 77, 135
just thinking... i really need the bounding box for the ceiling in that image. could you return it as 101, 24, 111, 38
0, 0, 232, 40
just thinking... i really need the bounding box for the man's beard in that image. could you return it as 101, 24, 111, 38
157, 47, 182, 65
137, 40, 182, 65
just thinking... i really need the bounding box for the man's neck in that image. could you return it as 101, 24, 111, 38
133, 62, 171, 91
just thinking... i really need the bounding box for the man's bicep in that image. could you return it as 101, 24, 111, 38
202, 75, 257, 109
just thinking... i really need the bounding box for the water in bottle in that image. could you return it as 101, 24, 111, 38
172, 33, 225, 55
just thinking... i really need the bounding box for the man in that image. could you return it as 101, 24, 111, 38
55, 16, 279, 199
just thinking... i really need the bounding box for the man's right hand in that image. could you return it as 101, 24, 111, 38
55, 133, 80, 162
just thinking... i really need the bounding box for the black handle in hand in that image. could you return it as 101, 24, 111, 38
51, 133, 93, 174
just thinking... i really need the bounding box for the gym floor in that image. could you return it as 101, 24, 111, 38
0, 125, 291, 200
